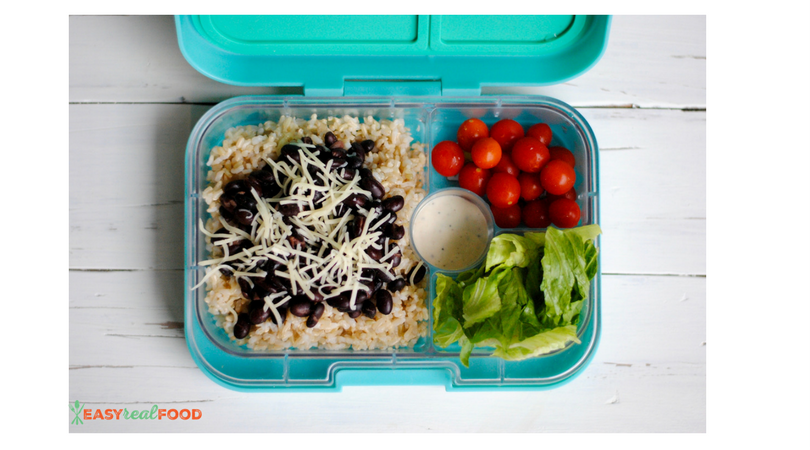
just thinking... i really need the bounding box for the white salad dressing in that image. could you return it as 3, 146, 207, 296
412, 194, 489, 270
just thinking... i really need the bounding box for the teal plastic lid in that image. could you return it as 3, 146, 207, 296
175, 15, 611, 96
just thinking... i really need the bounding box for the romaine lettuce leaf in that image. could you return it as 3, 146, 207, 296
432, 274, 465, 348
456, 264, 485, 288
461, 267, 509, 327
540, 226, 601, 327
484, 234, 541, 271
459, 335, 474, 367
491, 325, 580, 361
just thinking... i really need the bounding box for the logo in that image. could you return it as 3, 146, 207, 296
70, 400, 85, 425
70, 401, 202, 424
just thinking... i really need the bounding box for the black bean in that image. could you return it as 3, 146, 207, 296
324, 131, 338, 148
362, 299, 377, 318
382, 195, 405, 213
249, 302, 271, 324
359, 168, 373, 179
360, 176, 385, 200
234, 192, 257, 210
408, 264, 427, 284
235, 208, 255, 226
375, 210, 396, 226
281, 144, 301, 164
330, 140, 344, 150
367, 200, 383, 216
334, 203, 350, 217
346, 156, 362, 169
313, 191, 325, 205
330, 148, 346, 159
311, 302, 324, 319
287, 233, 306, 249
224, 180, 247, 196
234, 314, 251, 339
278, 203, 301, 217
330, 157, 348, 171
289, 296, 313, 317
365, 246, 383, 261
309, 289, 324, 303
384, 224, 406, 240
388, 278, 407, 293
249, 170, 275, 191
227, 238, 249, 256
359, 278, 375, 296
373, 276, 383, 295
265, 274, 285, 293
251, 283, 271, 301
220, 193, 238, 212
219, 205, 235, 222
301, 136, 313, 145
327, 294, 350, 310
388, 251, 402, 268
348, 309, 362, 319
355, 290, 368, 304
349, 215, 366, 240
264, 184, 281, 199
343, 193, 369, 209
238, 278, 253, 299
306, 314, 319, 328
376, 290, 393, 315
270, 305, 288, 325
245, 177, 263, 198
340, 168, 357, 181
253, 277, 274, 294
361, 139, 376, 152
218, 264, 234, 276
211, 227, 228, 242
376, 268, 396, 283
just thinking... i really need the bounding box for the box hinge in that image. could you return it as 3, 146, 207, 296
342, 79, 442, 97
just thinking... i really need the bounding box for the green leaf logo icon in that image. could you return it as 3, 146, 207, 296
70, 400, 84, 425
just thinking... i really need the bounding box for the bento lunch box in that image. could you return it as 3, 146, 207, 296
178, 15, 609, 391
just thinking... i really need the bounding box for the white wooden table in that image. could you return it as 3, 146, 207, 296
69, 15, 706, 432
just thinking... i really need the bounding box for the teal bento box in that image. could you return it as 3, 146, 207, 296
177, 15, 609, 391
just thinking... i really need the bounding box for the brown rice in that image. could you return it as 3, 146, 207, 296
199, 114, 429, 350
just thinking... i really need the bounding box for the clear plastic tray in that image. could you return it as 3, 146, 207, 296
184, 95, 600, 391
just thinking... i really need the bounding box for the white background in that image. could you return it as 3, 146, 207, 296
68, 15, 706, 432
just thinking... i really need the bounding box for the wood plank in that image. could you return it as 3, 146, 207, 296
69, 15, 705, 108
69, 271, 705, 432
70, 104, 705, 275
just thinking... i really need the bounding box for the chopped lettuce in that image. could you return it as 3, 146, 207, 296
432, 225, 601, 367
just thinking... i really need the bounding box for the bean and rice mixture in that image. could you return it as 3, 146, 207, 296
196, 115, 429, 350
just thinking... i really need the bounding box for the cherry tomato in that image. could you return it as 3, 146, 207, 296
540, 160, 576, 195
511, 137, 550, 173
523, 198, 552, 228
518, 172, 544, 201
486, 173, 521, 209
431, 141, 465, 177
492, 153, 520, 177
549, 199, 581, 228
471, 137, 502, 169
527, 123, 552, 146
458, 163, 491, 197
491, 204, 521, 228
549, 146, 576, 168
457, 118, 489, 151
490, 119, 524, 152
546, 187, 577, 203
